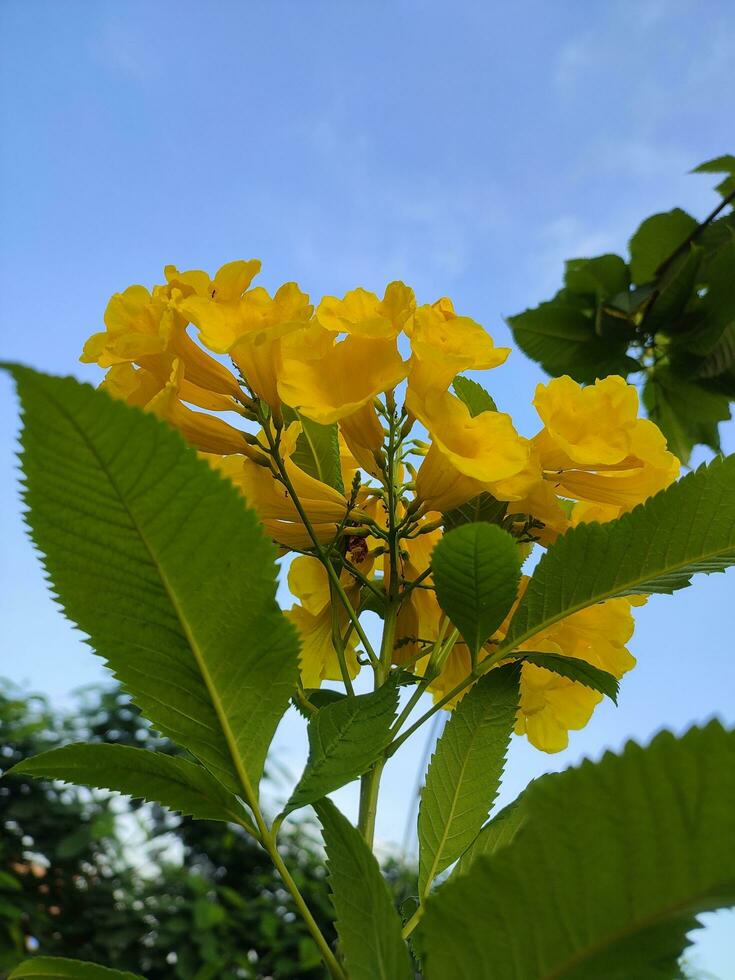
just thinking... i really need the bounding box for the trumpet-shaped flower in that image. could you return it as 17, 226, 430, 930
286, 556, 360, 687
317, 281, 415, 338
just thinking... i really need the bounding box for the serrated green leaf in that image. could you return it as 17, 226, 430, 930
693, 154, 735, 198
452, 376, 497, 415
442, 492, 507, 532
292, 413, 344, 494
507, 300, 638, 383
419, 722, 735, 980
629, 208, 698, 285
9, 744, 245, 823
285, 682, 398, 813
432, 523, 521, 656
417, 664, 520, 898
9, 958, 143, 979
455, 792, 528, 877
512, 653, 619, 703
503, 456, 735, 654
5, 366, 299, 803
564, 254, 629, 298
315, 798, 413, 980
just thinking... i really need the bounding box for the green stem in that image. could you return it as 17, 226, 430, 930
329, 574, 355, 695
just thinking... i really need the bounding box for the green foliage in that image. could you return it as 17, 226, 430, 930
10, 744, 245, 824
452, 375, 497, 415
9, 958, 142, 978
315, 800, 413, 980
285, 682, 399, 814
292, 414, 345, 494
507, 158, 735, 460
432, 523, 521, 656
7, 366, 299, 801
418, 722, 735, 979
511, 653, 619, 703
417, 665, 520, 898
504, 454, 735, 650
442, 492, 507, 532
454, 795, 527, 876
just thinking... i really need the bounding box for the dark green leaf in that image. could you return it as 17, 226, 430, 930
10, 744, 245, 822
417, 664, 520, 897
643, 368, 729, 462
5, 366, 299, 800
315, 799, 413, 980
452, 376, 497, 415
9, 958, 143, 979
419, 722, 735, 980
432, 523, 521, 657
643, 245, 703, 333
564, 254, 629, 298
503, 455, 735, 653
442, 492, 506, 532
512, 653, 619, 703
286, 682, 398, 812
455, 793, 528, 877
629, 208, 698, 285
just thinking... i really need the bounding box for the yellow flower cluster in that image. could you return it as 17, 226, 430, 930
82, 259, 680, 752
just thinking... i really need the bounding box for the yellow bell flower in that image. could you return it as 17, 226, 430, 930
174, 261, 312, 408
406, 298, 510, 393
82, 282, 243, 402
317, 281, 415, 338
279, 334, 407, 426
286, 556, 360, 687
103, 360, 248, 456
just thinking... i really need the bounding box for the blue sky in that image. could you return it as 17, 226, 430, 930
1, 0, 734, 973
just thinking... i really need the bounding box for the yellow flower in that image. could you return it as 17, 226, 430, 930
174, 261, 312, 408
406, 298, 510, 393
532, 376, 680, 512
214, 422, 357, 550
82, 282, 243, 401
286, 556, 360, 687
102, 360, 248, 456
317, 281, 415, 338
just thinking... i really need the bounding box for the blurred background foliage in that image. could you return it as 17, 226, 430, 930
0, 682, 415, 979
508, 155, 735, 464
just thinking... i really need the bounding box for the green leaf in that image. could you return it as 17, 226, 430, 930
432, 523, 521, 657
419, 722, 735, 980
512, 653, 619, 703
693, 153, 735, 198
452, 376, 497, 415
563, 254, 629, 298
9, 958, 143, 979
5, 366, 299, 802
285, 682, 398, 813
454, 794, 527, 877
629, 208, 698, 285
643, 368, 730, 462
417, 664, 520, 898
643, 244, 703, 334
291, 413, 345, 494
507, 300, 638, 383
503, 455, 735, 654
9, 744, 245, 822
442, 492, 506, 532
315, 799, 413, 980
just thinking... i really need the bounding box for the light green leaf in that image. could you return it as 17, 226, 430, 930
315, 799, 413, 980
454, 794, 527, 877
286, 682, 398, 813
629, 208, 698, 285
9, 958, 143, 979
6, 366, 299, 803
9, 743, 245, 823
693, 154, 735, 198
419, 722, 735, 979
292, 413, 345, 493
432, 523, 521, 656
417, 664, 520, 898
503, 455, 735, 653
512, 652, 619, 703
452, 376, 497, 415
